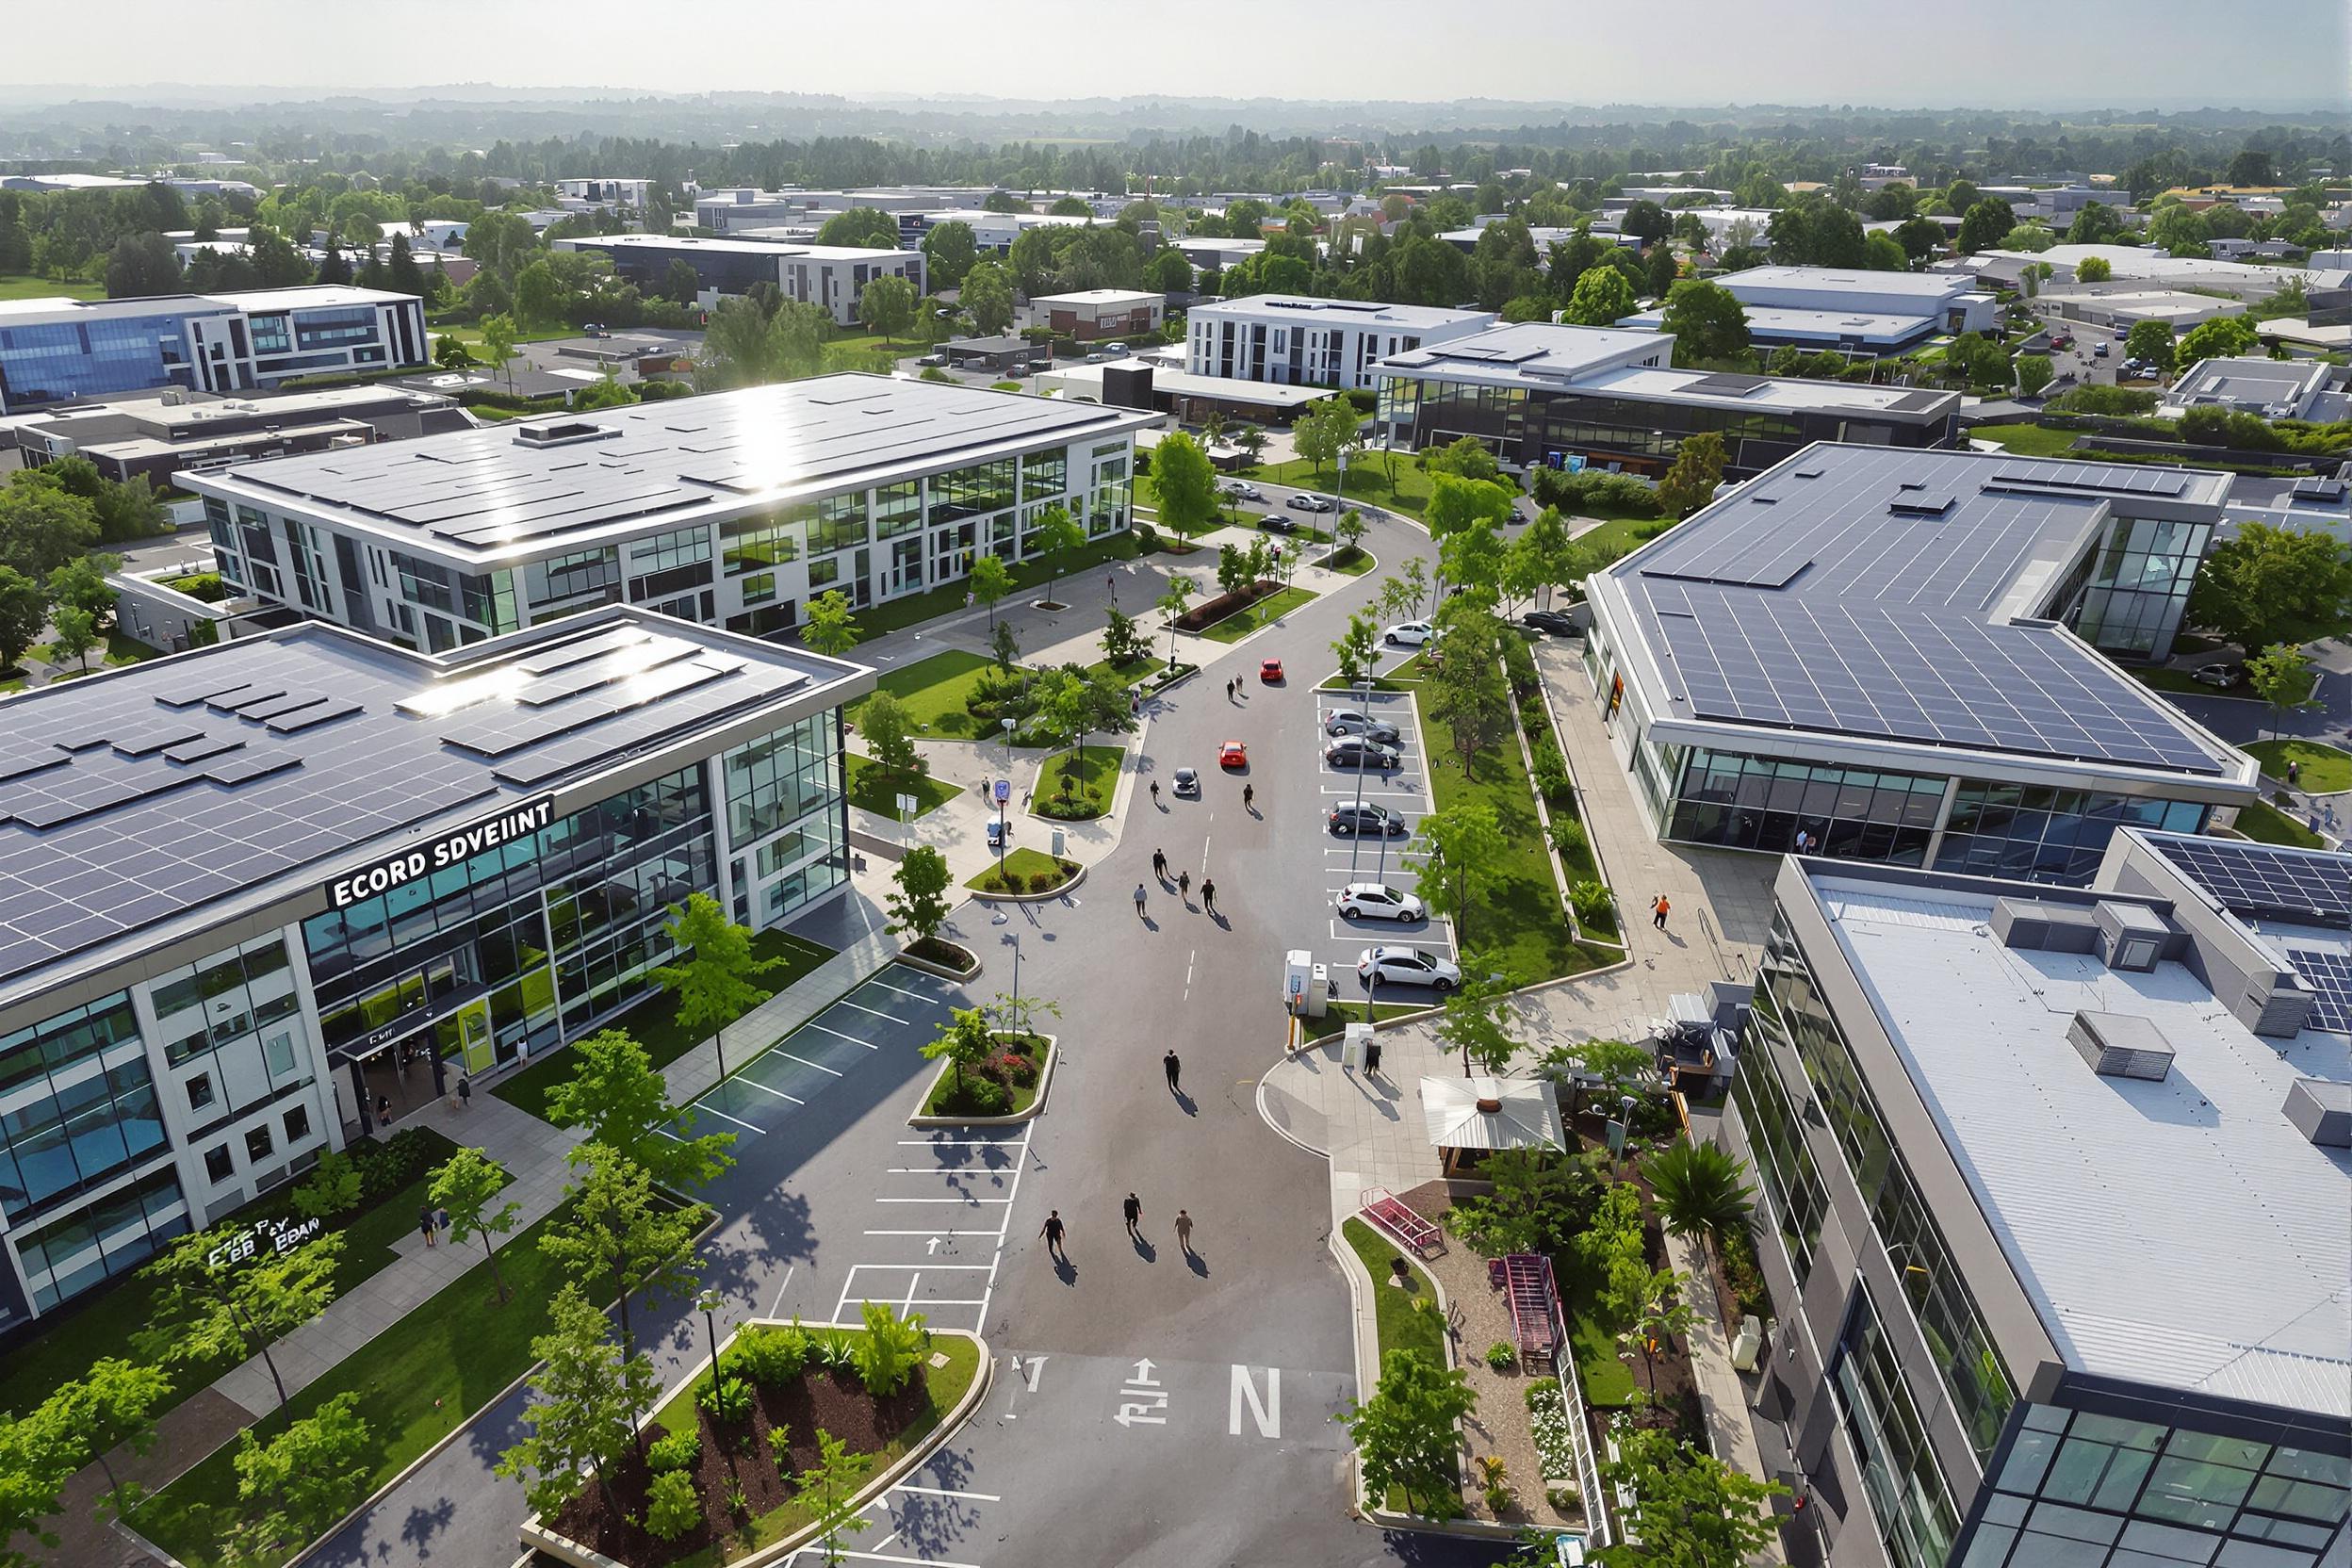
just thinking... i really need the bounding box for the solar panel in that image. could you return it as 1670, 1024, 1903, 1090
2142, 834, 2352, 926
266, 699, 364, 734
204, 685, 287, 713
2286, 948, 2352, 1034
164, 735, 244, 763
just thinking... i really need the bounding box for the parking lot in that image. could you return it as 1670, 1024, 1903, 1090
1311, 687, 1457, 996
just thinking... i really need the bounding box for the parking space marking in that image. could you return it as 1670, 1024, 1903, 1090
696, 1102, 766, 1135
806, 1021, 880, 1048
771, 1049, 845, 1077
858, 975, 945, 1004
834, 999, 908, 1023
892, 1484, 1003, 1502
729, 1075, 807, 1105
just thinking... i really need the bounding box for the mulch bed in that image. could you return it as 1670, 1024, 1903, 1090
548, 1364, 935, 1568
905, 936, 974, 970
1175, 578, 1282, 631
923, 1034, 1043, 1116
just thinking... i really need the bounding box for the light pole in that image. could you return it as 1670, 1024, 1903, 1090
697, 1287, 725, 1394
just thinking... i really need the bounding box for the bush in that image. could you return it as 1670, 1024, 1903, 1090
1484, 1341, 1516, 1372
853, 1299, 933, 1396
353, 1127, 439, 1201
727, 1323, 809, 1387
698, 1373, 753, 1424
1719, 1225, 1773, 1320
1548, 817, 1588, 858
1027, 870, 1059, 892
644, 1469, 701, 1540
952, 1077, 1012, 1116
291, 1149, 362, 1219
164, 571, 227, 603
2050, 384, 2161, 416
1531, 743, 1571, 808
647, 1427, 703, 1474
1130, 519, 1157, 548
1529, 467, 1663, 518
1570, 880, 1613, 926
636, 379, 694, 401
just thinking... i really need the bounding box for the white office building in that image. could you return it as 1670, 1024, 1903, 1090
1186, 296, 1496, 392
554, 178, 655, 210
1621, 265, 1998, 355
2160, 355, 2347, 421
551, 235, 923, 327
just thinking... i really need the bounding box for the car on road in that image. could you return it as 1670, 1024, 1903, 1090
1086, 351, 1111, 364
2092, 342, 2109, 358
1260, 658, 1284, 683
1384, 620, 1434, 646
1336, 883, 1426, 922
2114, 326, 2129, 339
1324, 712, 1401, 743
1521, 609, 1579, 636
2192, 662, 2246, 688
916, 353, 948, 368
1257, 514, 1296, 533
1357, 945, 1460, 992
1218, 740, 1248, 768
1101, 342, 1129, 356
1221, 482, 1266, 502
1329, 802, 1408, 837
1285, 493, 1333, 514
1324, 736, 1400, 770
1172, 765, 1201, 796
2049, 334, 2073, 351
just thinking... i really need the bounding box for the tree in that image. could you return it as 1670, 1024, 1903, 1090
576, 368, 635, 410
1956, 196, 2019, 253
2226, 149, 2278, 188
1619, 1272, 1700, 1390
1292, 396, 1360, 490
1600, 1426, 1788, 1568
229, 1390, 370, 1560
1154, 576, 1195, 669
0, 566, 47, 674
1658, 279, 1749, 366
1642, 1139, 1757, 1269
803, 587, 860, 658
922, 1004, 995, 1095
662, 257, 704, 306
2188, 523, 2352, 654
1377, 570, 1420, 627
136, 1229, 345, 1412
384, 231, 423, 297
1563, 265, 1638, 326
417, 1145, 525, 1309
539, 1144, 703, 1365
2246, 644, 2318, 742
920, 220, 979, 289
858, 274, 917, 345
960, 258, 1015, 336
433, 334, 473, 369
1655, 432, 1727, 519
1863, 231, 1910, 271
247, 225, 312, 287
543, 1029, 735, 1196
1423, 474, 1515, 551
44, 605, 93, 673
0, 482, 99, 578
815, 208, 901, 249
2001, 224, 2057, 253
2074, 253, 2114, 283
1438, 520, 1505, 599
1152, 430, 1219, 536
2125, 319, 2177, 375
1331, 610, 1380, 689
479, 312, 519, 395
797, 1429, 877, 1567
1331, 506, 1366, 565
291, 1149, 361, 1219
2177, 314, 2260, 366
1027, 504, 1086, 609
1542, 1037, 1658, 1117
41, 1358, 170, 1525
2067, 204, 2127, 248
1506, 504, 1576, 610
1433, 957, 1522, 1077
966, 550, 1013, 628
104, 232, 181, 299
1145, 247, 1193, 294
1417, 797, 1509, 952
886, 844, 955, 951
860, 694, 923, 790
989, 616, 1021, 673
1425, 608, 1511, 779
1893, 215, 1945, 261
0, 1402, 82, 1566
1335, 1349, 1478, 1514
496, 1283, 657, 1518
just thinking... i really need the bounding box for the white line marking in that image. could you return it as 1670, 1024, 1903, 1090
833, 999, 906, 1023
891, 1483, 1004, 1502
862, 1228, 1007, 1238
858, 975, 941, 1003
730, 1075, 806, 1104
806, 1021, 879, 1048
846, 1262, 995, 1271
694, 1102, 766, 1134
768, 1264, 795, 1317
770, 1049, 845, 1077
654, 1127, 687, 1142
875, 1196, 1012, 1203
783, 1548, 985, 1568
842, 1295, 989, 1308
894, 1137, 1021, 1146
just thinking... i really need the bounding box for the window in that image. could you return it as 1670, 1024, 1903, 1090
283, 1104, 311, 1145
186, 1072, 215, 1111
244, 1124, 274, 1163
204, 1144, 235, 1183
1837, 1285, 1961, 1568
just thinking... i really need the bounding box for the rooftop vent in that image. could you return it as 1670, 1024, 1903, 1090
2282, 1078, 2352, 1149
2068, 1010, 2176, 1082
2094, 900, 2174, 972
513, 419, 622, 449
1992, 896, 2103, 955
1887, 490, 1956, 517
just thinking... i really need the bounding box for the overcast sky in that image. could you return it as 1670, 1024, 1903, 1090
6, 0, 2346, 110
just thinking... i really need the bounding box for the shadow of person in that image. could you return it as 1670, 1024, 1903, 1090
1173, 1090, 1198, 1117
1208, 909, 1230, 930
1140, 914, 1158, 931
1054, 1253, 1076, 1284
1133, 1233, 1156, 1262
1184, 1247, 1209, 1279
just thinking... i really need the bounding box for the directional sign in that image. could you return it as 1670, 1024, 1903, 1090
1114, 1357, 1168, 1428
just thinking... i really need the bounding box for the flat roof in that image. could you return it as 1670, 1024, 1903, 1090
186, 375, 1157, 565
1189, 294, 1494, 332
1377, 321, 1669, 386
1030, 289, 1163, 306
1619, 303, 1938, 343
2165, 354, 2334, 410
1596, 444, 2245, 779
1570, 364, 1959, 422
1715, 264, 1973, 301
0, 285, 412, 323
1049, 359, 1325, 408
0, 608, 870, 1006
560, 234, 908, 262
1800, 863, 2350, 1415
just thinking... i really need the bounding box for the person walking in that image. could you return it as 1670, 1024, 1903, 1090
1652, 892, 1672, 930
1150, 779, 1161, 807
1123, 1192, 1142, 1239
374, 1092, 392, 1126
456, 1074, 472, 1110
1200, 876, 1217, 915
1152, 847, 1168, 881
1364, 1037, 1383, 1077
1177, 869, 1191, 902
1174, 1209, 1195, 1256
417, 1204, 438, 1249
1242, 783, 1253, 812
1226, 678, 1235, 702
1135, 883, 1149, 918
1039, 1209, 1068, 1263
432, 1204, 451, 1238
1106, 572, 1118, 602
1164, 1049, 1182, 1094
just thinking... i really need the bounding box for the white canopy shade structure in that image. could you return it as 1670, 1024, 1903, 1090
1421, 1075, 1566, 1173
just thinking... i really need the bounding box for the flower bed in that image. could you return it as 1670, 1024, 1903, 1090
966, 848, 1080, 896
919, 1032, 1050, 1119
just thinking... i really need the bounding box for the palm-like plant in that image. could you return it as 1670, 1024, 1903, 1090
1617, 1270, 1699, 1390
1642, 1139, 1756, 1268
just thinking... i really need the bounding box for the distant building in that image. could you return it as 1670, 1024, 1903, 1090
1186, 296, 1494, 392
551, 234, 923, 328
1, 384, 469, 486
553, 178, 655, 210
1023, 288, 1165, 343
0, 172, 144, 193
2159, 355, 2345, 422
0, 286, 429, 415
1637, 265, 1999, 354
1962, 244, 2350, 302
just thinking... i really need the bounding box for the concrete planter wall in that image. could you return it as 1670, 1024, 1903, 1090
908, 1034, 1057, 1128
896, 942, 980, 982
967, 862, 1086, 903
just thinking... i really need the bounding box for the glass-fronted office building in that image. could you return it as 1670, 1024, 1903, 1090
185, 375, 1154, 656
0, 606, 869, 1330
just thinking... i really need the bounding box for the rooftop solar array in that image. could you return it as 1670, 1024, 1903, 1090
2286, 949, 2352, 1035
0, 615, 834, 994
1613, 445, 2238, 776
2137, 832, 2352, 927
204, 376, 1149, 558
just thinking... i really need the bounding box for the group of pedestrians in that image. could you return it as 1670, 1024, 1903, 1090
1038, 1200, 1194, 1263
1137, 858, 1217, 917
416, 1201, 452, 1248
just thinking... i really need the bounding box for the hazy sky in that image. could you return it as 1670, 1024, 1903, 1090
6, 0, 2347, 110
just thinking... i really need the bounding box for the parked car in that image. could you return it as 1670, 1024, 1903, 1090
1324, 712, 1401, 743
1384, 621, 1434, 647
916, 353, 947, 368
2192, 662, 2246, 688
1336, 883, 1426, 923
1285, 493, 1333, 514
1171, 765, 1201, 796
1218, 740, 1248, 768
1357, 945, 1460, 992
1258, 514, 1296, 533
1101, 342, 1129, 355
2092, 342, 2109, 358
1329, 802, 1408, 837
1260, 658, 1284, 682
1324, 736, 1400, 770
1521, 609, 1579, 636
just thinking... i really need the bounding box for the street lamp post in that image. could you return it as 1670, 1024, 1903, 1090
696, 1288, 725, 1395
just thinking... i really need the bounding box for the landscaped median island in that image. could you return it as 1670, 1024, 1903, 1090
965, 847, 1082, 895
915, 1021, 1054, 1120
1035, 743, 1119, 818
843, 753, 959, 820
1198, 583, 1316, 642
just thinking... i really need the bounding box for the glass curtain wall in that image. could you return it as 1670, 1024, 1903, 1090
1668, 747, 1947, 864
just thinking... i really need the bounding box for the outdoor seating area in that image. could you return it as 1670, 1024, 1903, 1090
1360, 1184, 1446, 1257
1500, 1251, 1561, 1372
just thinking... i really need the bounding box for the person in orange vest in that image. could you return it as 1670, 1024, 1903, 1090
1652, 893, 1672, 930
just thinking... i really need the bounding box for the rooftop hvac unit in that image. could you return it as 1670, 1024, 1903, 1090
2094, 901, 2174, 972
2068, 1010, 2175, 1082
2282, 1079, 2352, 1149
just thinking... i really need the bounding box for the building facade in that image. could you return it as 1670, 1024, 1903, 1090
0, 607, 870, 1330
0, 286, 429, 415
1025, 289, 1166, 343
180, 376, 1155, 652
1187, 296, 1495, 392
553, 235, 924, 328
1715, 841, 2348, 1568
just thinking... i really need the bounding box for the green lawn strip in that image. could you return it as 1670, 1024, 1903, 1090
2233, 800, 2326, 848
847, 531, 1152, 644
1256, 456, 1433, 521
491, 927, 837, 1120
1084, 654, 1158, 687
1317, 651, 1426, 693
1196, 585, 1317, 644
847, 649, 999, 738
1415, 691, 1594, 983
1340, 1218, 1448, 1368
0, 274, 105, 302
1034, 745, 1121, 814
1969, 422, 2082, 457
964, 846, 1077, 892
843, 754, 961, 819
652, 1333, 981, 1568
1300, 1001, 1425, 1041
133, 1200, 589, 1568
1560, 1259, 1638, 1408
2132, 666, 2217, 695
1322, 545, 1377, 578
0, 1130, 469, 1426
2244, 739, 2352, 793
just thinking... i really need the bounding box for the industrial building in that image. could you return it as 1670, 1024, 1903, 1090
1619, 265, 1998, 356
2159, 355, 2346, 421
1023, 288, 1166, 343
1, 384, 472, 486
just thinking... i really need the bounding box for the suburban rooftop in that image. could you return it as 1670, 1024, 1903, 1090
1188, 294, 1494, 330
558, 233, 911, 261
1714, 264, 1978, 299
1569, 363, 1959, 419
1375, 320, 1669, 385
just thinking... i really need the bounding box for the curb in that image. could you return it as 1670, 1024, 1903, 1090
895, 945, 980, 982
965, 860, 1087, 903
907, 1037, 1057, 1128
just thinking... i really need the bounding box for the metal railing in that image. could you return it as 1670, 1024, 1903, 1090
1543, 1291, 1613, 1549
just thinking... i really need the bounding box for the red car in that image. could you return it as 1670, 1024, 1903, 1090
1219, 740, 1248, 768
1260, 658, 1283, 683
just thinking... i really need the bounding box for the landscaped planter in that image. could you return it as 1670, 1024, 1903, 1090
1147, 662, 1199, 693
908, 1034, 1056, 1127
966, 855, 1085, 901
896, 938, 979, 982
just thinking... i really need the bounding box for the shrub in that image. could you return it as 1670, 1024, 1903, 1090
647, 1427, 703, 1474
1548, 817, 1588, 859
1484, 1341, 1516, 1372
292, 1149, 362, 1218
164, 571, 227, 602
1570, 880, 1613, 926
644, 1469, 701, 1540
953, 1077, 1012, 1116
853, 1299, 933, 1396
1004, 1048, 1041, 1086
1026, 870, 1058, 892
1719, 1225, 1773, 1320
1531, 743, 1571, 808
353, 1127, 439, 1201
698, 1373, 753, 1424
812, 1328, 858, 1370
1529, 467, 1662, 518
728, 1323, 808, 1387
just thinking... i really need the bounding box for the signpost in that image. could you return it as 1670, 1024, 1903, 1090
895, 791, 919, 848
993, 776, 1013, 881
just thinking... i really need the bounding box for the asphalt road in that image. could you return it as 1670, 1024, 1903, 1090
308, 509, 1514, 1567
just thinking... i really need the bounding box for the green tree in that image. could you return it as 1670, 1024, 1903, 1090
968, 551, 1013, 627
45, 605, 94, 673
1655, 431, 1728, 519
1542, 1037, 1657, 1117
2246, 644, 2318, 742
1442, 1147, 1600, 1256
2187, 523, 2352, 653
1563, 265, 1638, 326
433, 334, 473, 369
104, 232, 182, 299
1432, 956, 1522, 1076
1425, 606, 1511, 779
1956, 196, 2019, 253
1102, 603, 1147, 666
1658, 279, 1750, 366
1506, 504, 1576, 610
2015, 352, 2056, 399
2074, 253, 2114, 282
1154, 575, 1195, 669
229, 1390, 370, 1560
2125, 319, 2177, 374
1292, 396, 1359, 489
1331, 506, 1366, 565
919, 220, 979, 289
857, 274, 918, 345
1599, 1426, 1788, 1568
2177, 314, 2260, 366
960, 259, 1015, 336
1215, 540, 1251, 599
1336, 1349, 1478, 1514
1331, 609, 1380, 688
803, 587, 860, 658
539, 1144, 703, 1365
479, 312, 519, 394
859, 689, 921, 784
922, 1004, 994, 1095
0, 482, 99, 579
990, 616, 1021, 673
815, 208, 901, 249
1618, 1273, 1701, 1398
797, 1429, 877, 1566
662, 257, 704, 305
543, 1029, 736, 1196
0, 1401, 82, 1567
1145, 247, 1193, 294
1642, 1139, 1757, 1269
656, 890, 778, 1088
1152, 430, 1219, 536
1438, 520, 1505, 598
1027, 503, 1086, 609
495, 1283, 657, 1517
136, 1229, 344, 1412
886, 844, 955, 949
1423, 472, 1515, 547
48, 552, 118, 631
42, 1358, 170, 1525
431, 1146, 522, 1304
1417, 795, 1509, 948
514, 257, 566, 327
290, 1148, 361, 1219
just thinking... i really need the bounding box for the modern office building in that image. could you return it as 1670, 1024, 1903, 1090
1186, 296, 1495, 392
0, 286, 430, 415
897, 208, 1092, 253
2159, 356, 2345, 421
1717, 834, 2348, 1568
0, 605, 871, 1329
2, 384, 471, 485
552, 235, 924, 328
1580, 444, 2258, 880
1374, 322, 1959, 479
178, 375, 1156, 650
554, 178, 655, 210
1024, 288, 1166, 343
1618, 265, 1997, 356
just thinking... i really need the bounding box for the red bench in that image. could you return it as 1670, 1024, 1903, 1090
1359, 1186, 1445, 1258
1502, 1252, 1560, 1368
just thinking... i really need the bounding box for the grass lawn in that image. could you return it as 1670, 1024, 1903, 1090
846, 531, 1155, 643
848, 649, 1001, 738
134, 1199, 596, 1568
1416, 689, 1602, 984
1560, 1261, 1639, 1408
2132, 666, 2218, 695
844, 753, 961, 819
1301, 1000, 1425, 1041
492, 927, 837, 1120
1197, 585, 1317, 644
1258, 455, 1434, 521
1341, 1218, 1448, 1366
2245, 740, 2352, 793
0, 273, 104, 302
1035, 744, 1121, 815
966, 846, 1080, 893
1321, 544, 1378, 577
2233, 800, 2327, 849
1317, 651, 1426, 692
1086, 654, 1157, 687
0, 1129, 468, 1429
1971, 422, 2082, 457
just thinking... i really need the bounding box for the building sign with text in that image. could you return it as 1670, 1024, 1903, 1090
326, 795, 557, 909
207, 1216, 325, 1269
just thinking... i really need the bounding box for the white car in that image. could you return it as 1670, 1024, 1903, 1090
1337, 883, 1427, 923
1384, 621, 1434, 647
1285, 493, 1334, 514
1221, 482, 1266, 502
1171, 766, 1200, 796
1357, 945, 1460, 992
